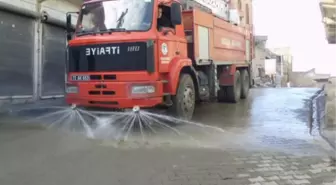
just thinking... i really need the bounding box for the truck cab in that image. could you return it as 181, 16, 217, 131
66, 0, 193, 117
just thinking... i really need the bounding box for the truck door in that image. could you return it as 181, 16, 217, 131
157, 5, 180, 73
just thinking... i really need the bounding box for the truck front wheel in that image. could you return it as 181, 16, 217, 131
169, 74, 195, 121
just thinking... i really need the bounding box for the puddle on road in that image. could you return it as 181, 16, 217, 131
0, 88, 331, 156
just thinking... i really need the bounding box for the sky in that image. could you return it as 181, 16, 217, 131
253, 0, 336, 75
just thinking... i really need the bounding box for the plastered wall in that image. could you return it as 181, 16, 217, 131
229, 0, 253, 26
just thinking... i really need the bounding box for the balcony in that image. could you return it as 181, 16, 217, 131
320, 0, 336, 44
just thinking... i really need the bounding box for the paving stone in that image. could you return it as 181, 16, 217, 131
261, 182, 278, 185
257, 164, 271, 167
276, 180, 294, 185
322, 181, 336, 185
291, 179, 311, 184
279, 175, 294, 180
255, 167, 270, 172
237, 174, 251, 178
294, 174, 311, 179
266, 176, 280, 181
249, 176, 265, 183
309, 169, 323, 174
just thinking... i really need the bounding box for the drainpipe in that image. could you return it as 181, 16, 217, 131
34, 0, 44, 101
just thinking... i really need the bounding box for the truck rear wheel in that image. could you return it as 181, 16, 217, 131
218, 70, 241, 103
169, 74, 195, 121
240, 69, 250, 99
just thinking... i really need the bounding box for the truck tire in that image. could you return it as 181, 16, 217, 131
217, 87, 227, 102
218, 70, 241, 103
169, 74, 195, 121
240, 69, 250, 99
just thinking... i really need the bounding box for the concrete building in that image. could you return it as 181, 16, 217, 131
251, 36, 267, 79
291, 68, 331, 88
229, 0, 253, 27
270, 47, 294, 86
0, 0, 82, 104
251, 36, 276, 80
329, 76, 336, 84
320, 0, 336, 44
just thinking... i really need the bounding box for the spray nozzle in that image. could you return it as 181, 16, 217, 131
132, 106, 140, 113
71, 104, 77, 110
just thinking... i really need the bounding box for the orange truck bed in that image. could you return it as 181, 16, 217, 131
183, 8, 253, 66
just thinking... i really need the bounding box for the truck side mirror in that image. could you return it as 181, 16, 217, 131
66, 13, 73, 41
170, 2, 182, 26
66, 13, 72, 32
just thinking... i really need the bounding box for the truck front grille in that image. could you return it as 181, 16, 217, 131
68, 42, 150, 72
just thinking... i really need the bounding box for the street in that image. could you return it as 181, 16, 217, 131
0, 88, 335, 185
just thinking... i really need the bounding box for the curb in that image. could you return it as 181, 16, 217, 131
308, 87, 325, 134
309, 86, 336, 151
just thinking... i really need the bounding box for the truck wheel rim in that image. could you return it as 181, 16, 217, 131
183, 86, 194, 113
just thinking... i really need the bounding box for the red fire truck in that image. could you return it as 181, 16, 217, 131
65, 0, 254, 120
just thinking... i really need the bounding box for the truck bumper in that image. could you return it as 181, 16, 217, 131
65, 81, 164, 109
66, 96, 163, 109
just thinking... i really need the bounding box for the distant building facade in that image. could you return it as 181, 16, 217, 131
229, 0, 253, 27
270, 47, 294, 86
290, 68, 331, 88
251, 36, 277, 80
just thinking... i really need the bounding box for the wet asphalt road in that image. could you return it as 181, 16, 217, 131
0, 88, 335, 185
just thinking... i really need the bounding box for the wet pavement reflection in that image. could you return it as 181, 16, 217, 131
1, 88, 335, 185
0, 88, 331, 156
186, 88, 329, 155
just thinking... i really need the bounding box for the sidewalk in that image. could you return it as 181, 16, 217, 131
0, 128, 335, 185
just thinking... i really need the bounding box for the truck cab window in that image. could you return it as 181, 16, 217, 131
90, 7, 107, 31
76, 0, 154, 34
157, 5, 174, 31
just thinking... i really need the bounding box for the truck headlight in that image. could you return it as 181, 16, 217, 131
66, 84, 78, 94
131, 85, 155, 94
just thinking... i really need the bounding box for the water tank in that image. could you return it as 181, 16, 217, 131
180, 0, 230, 21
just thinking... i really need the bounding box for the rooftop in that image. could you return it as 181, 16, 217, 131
320, 0, 336, 44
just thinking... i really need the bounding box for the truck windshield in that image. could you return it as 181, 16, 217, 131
76, 0, 153, 35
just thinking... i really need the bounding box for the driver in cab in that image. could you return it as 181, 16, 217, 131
90, 8, 106, 32
157, 6, 172, 31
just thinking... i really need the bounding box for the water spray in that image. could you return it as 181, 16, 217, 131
132, 105, 140, 113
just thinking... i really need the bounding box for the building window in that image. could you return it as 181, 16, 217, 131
245, 4, 250, 24
238, 0, 242, 10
